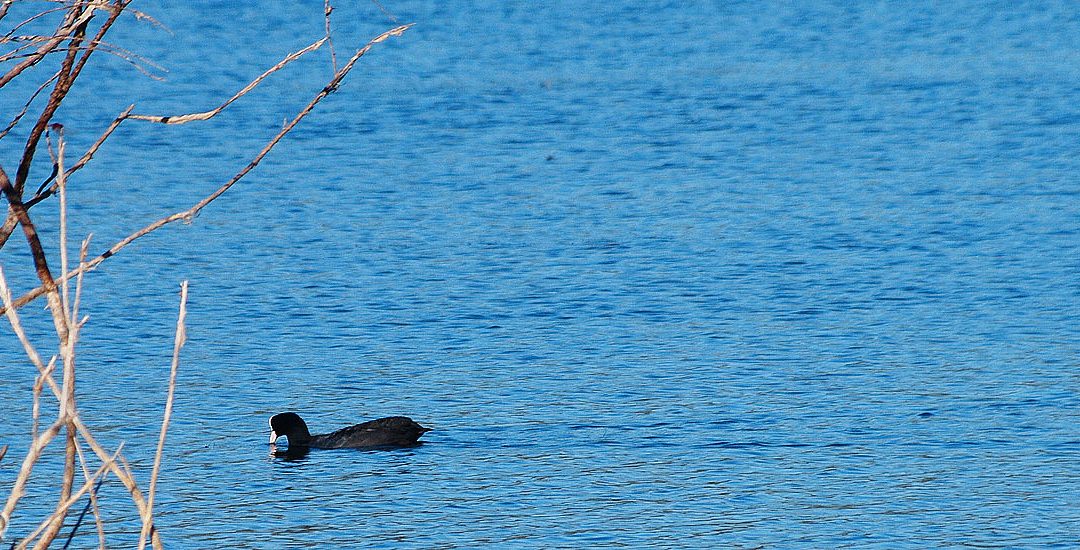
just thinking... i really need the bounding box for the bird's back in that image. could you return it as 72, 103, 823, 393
311, 416, 430, 448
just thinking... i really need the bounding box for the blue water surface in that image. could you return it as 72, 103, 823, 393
1, 1, 1078, 547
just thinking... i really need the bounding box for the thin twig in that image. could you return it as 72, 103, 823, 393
3, 33, 323, 243
127, 37, 327, 124
138, 280, 187, 550
72, 236, 91, 325
2, 34, 168, 78
0, 70, 60, 141
23, 106, 134, 210
0, 4, 97, 89
369, 0, 399, 23
1, 2, 128, 257
32, 357, 59, 440
12, 5, 93, 196
0, 421, 64, 540
20, 444, 121, 550
2, 104, 131, 251
0, 266, 62, 400
1, 6, 71, 42
63, 443, 108, 549
71, 416, 163, 550
57, 127, 71, 328
324, 0, 337, 72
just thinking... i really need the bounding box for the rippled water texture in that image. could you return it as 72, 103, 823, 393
1, 1, 1078, 547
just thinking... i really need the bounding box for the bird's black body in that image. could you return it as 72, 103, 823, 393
269, 412, 430, 449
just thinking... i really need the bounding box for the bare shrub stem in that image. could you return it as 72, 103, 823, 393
138, 281, 188, 550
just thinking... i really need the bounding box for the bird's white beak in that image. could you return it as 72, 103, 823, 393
269, 430, 278, 444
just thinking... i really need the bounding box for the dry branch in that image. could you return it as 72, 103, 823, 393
31, 357, 58, 440
70, 416, 163, 550
2, 31, 324, 248
0, 1, 130, 254
34, 129, 80, 549
0, 70, 60, 141
0, 5, 96, 89
22, 106, 133, 210
0, 23, 413, 315
138, 280, 188, 550
324, 0, 337, 72
0, 421, 64, 539
0, 266, 62, 400
71, 442, 108, 549
1, 6, 73, 47
19, 445, 121, 550
127, 37, 327, 124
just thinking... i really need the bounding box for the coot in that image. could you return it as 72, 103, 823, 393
268, 412, 430, 449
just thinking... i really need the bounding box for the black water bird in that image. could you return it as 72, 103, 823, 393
268, 412, 430, 449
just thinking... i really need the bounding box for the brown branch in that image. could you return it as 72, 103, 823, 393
13, 3, 93, 196
0, 3, 94, 74
0, 37, 164, 78
0, 166, 66, 344
0, 37, 70, 64
1, 32, 327, 248
0, 24, 414, 315
20, 105, 135, 210
0, 103, 131, 252
72, 2, 144, 82
2, 28, 321, 245
1, 2, 127, 255
0, 5, 100, 258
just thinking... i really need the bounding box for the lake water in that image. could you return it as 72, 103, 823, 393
1, 1, 1078, 547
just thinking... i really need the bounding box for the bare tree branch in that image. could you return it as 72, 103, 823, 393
68, 442, 109, 549
0, 24, 413, 315
33, 128, 80, 549
138, 280, 187, 550
20, 445, 121, 550
127, 36, 327, 124
0, 421, 64, 540
324, 0, 337, 73
0, 6, 95, 90
71, 416, 163, 550
13, 1, 128, 197
1, 31, 323, 248
0, 70, 59, 141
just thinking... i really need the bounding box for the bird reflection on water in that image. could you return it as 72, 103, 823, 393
269, 444, 311, 461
